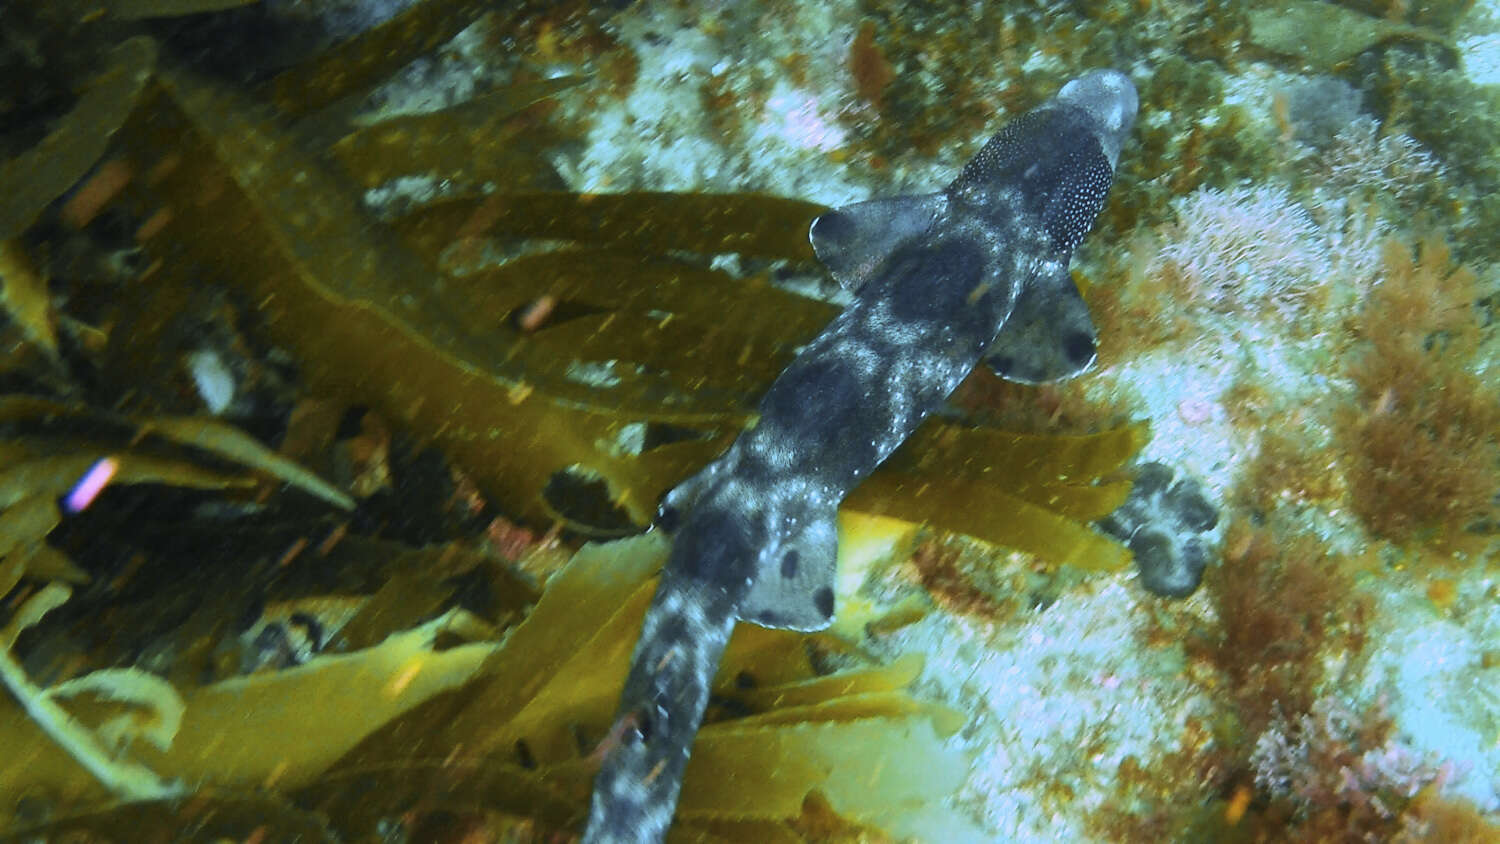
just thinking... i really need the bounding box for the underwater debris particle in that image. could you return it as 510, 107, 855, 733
134, 207, 174, 241
1425, 577, 1457, 611
185, 348, 235, 414
61, 159, 135, 229
564, 359, 624, 388
1176, 398, 1215, 426
63, 457, 120, 513
1225, 783, 1253, 825
516, 295, 558, 332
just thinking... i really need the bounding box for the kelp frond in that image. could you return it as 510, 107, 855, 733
4, 534, 964, 840
0, 3, 1146, 837
1, 584, 183, 802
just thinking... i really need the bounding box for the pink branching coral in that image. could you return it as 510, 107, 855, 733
1317, 118, 1445, 204
1151, 185, 1326, 315
1148, 185, 1385, 320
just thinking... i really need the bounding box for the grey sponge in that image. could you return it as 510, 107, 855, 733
1099, 462, 1219, 598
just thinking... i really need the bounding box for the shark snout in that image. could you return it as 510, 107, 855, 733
1056, 69, 1138, 169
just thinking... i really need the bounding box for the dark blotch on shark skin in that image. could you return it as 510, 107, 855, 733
650, 613, 692, 664
654, 503, 681, 532
884, 237, 986, 324
812, 586, 834, 619
758, 357, 872, 469
1099, 462, 1220, 598
780, 549, 800, 578
670, 507, 759, 588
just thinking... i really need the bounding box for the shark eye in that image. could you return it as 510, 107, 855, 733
1064, 331, 1096, 366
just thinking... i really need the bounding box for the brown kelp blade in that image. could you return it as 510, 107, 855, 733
399, 191, 824, 261
114, 67, 834, 526
105, 0, 259, 19
0, 37, 156, 240
115, 62, 1135, 559
266, 0, 496, 116
331, 78, 586, 190
1, 791, 336, 842
315, 534, 965, 837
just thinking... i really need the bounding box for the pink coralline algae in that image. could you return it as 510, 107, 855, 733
1151, 185, 1326, 315
1251, 696, 1459, 825
1147, 184, 1386, 320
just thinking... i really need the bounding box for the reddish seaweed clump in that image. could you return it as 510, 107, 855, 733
1202, 524, 1370, 738
849, 20, 896, 111
1341, 238, 1500, 543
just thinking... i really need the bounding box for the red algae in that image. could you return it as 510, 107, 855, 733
1340, 238, 1500, 543
849, 20, 896, 111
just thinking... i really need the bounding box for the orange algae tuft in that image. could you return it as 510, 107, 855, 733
1425, 577, 1457, 610
902, 534, 1032, 623
1340, 237, 1500, 543
1238, 429, 1343, 516
849, 20, 896, 111
1199, 523, 1370, 737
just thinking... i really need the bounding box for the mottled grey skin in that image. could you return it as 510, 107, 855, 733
582, 70, 1137, 844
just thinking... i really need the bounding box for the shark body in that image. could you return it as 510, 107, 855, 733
583, 69, 1138, 843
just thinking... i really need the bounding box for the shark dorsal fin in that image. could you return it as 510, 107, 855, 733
985, 262, 1099, 384
808, 192, 947, 291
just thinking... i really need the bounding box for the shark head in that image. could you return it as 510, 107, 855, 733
1054, 69, 1138, 169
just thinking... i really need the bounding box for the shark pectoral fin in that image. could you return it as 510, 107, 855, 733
739, 506, 839, 632
809, 192, 948, 291
984, 262, 1099, 384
